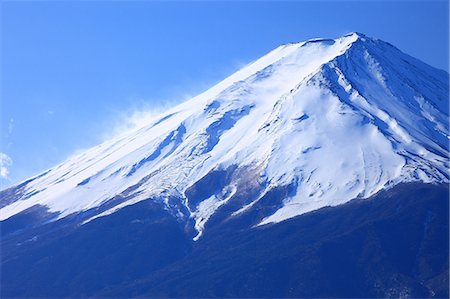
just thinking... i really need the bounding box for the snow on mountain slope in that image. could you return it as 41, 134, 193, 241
0, 33, 448, 240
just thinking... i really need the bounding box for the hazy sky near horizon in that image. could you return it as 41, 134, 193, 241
1, 1, 449, 187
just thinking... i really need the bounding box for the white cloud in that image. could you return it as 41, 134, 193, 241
0, 152, 12, 179
103, 97, 189, 140
8, 118, 14, 135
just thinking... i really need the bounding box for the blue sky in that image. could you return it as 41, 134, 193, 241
1, 1, 448, 188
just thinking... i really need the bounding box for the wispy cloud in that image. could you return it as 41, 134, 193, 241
0, 152, 12, 179
99, 60, 243, 143
7, 118, 14, 135
103, 96, 191, 140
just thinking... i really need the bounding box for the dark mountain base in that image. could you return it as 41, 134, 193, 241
1, 183, 448, 298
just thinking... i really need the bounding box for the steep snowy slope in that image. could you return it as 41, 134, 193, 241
0, 33, 448, 240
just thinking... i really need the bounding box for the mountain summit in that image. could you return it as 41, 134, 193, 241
1, 32, 449, 298
1, 33, 448, 240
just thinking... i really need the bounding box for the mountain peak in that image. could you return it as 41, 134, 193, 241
284, 32, 363, 47
343, 31, 366, 38
1, 33, 448, 241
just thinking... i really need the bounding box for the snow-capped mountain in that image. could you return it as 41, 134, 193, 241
0, 32, 448, 241
1, 32, 449, 299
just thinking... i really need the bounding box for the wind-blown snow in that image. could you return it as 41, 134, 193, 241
1, 33, 448, 239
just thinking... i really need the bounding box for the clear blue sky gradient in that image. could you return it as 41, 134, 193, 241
1, 1, 449, 187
